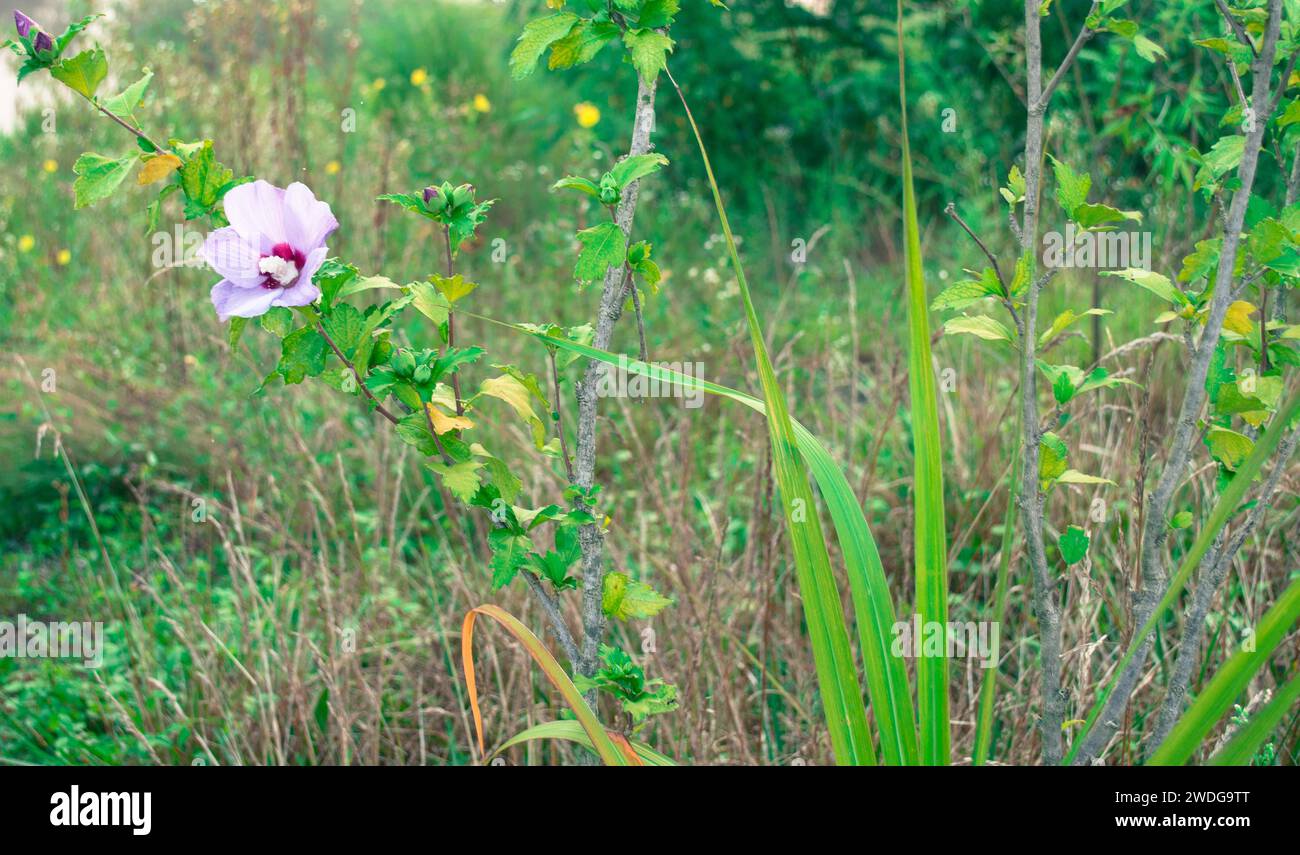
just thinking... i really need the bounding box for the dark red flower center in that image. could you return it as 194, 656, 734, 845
259, 242, 307, 290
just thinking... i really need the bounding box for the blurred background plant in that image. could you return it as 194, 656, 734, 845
1, 0, 1295, 765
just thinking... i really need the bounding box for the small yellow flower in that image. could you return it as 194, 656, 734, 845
183, 354, 198, 368
472, 93, 491, 113
56, 249, 72, 265
372, 77, 386, 92
42, 159, 58, 173
410, 68, 428, 86
573, 102, 600, 129
18, 235, 35, 252
325, 160, 341, 175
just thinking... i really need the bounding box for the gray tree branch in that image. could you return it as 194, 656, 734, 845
1071, 0, 1286, 766
1146, 427, 1299, 753
1019, 0, 1068, 766
572, 74, 659, 690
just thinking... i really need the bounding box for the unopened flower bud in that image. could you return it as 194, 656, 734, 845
392, 350, 416, 378
14, 10, 35, 39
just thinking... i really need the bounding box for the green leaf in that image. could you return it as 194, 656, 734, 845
178, 140, 234, 219
553, 176, 600, 198
1058, 525, 1090, 566
1038, 308, 1111, 347
260, 307, 294, 337
1037, 361, 1086, 405
548, 19, 619, 69
510, 13, 580, 78
375, 192, 424, 213
337, 274, 401, 299
72, 152, 138, 209
431, 274, 478, 303
608, 153, 669, 189
1179, 238, 1222, 283
488, 529, 532, 589
931, 268, 1000, 310
1039, 432, 1069, 488
602, 571, 673, 620
1100, 267, 1190, 306
49, 48, 107, 98
622, 28, 674, 83
574, 221, 627, 283
1049, 155, 1091, 217
1132, 33, 1166, 62
942, 315, 1014, 343
1170, 510, 1194, 530
1194, 136, 1245, 188
314, 258, 358, 308
639, 0, 681, 29
321, 303, 365, 359
408, 280, 452, 326
1073, 202, 1142, 229
277, 326, 327, 385
1206, 426, 1255, 470
429, 459, 485, 504
101, 68, 153, 118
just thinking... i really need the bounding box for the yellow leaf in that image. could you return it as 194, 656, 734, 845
479, 374, 546, 449
137, 153, 182, 185
479, 375, 538, 422
1223, 300, 1256, 336
426, 403, 474, 435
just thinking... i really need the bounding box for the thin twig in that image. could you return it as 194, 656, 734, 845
316, 320, 400, 425
944, 202, 1006, 291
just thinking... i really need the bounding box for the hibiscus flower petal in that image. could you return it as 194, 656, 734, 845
211, 279, 278, 321
201, 226, 263, 287
283, 182, 339, 251
222, 179, 287, 246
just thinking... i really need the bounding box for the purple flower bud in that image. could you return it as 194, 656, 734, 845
14, 10, 36, 39
33, 29, 52, 54
422, 186, 439, 205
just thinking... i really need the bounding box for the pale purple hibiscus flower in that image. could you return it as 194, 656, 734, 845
201, 180, 338, 321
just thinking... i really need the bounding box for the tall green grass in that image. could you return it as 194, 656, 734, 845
897, 0, 950, 765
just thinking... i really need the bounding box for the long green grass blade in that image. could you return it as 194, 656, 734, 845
1207, 671, 1300, 766
1148, 578, 1300, 765
663, 68, 875, 764
897, 0, 950, 765
465, 309, 918, 764
494, 720, 677, 766
1068, 384, 1300, 764
973, 455, 1019, 765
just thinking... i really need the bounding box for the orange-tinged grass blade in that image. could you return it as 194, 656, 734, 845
460, 603, 629, 766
